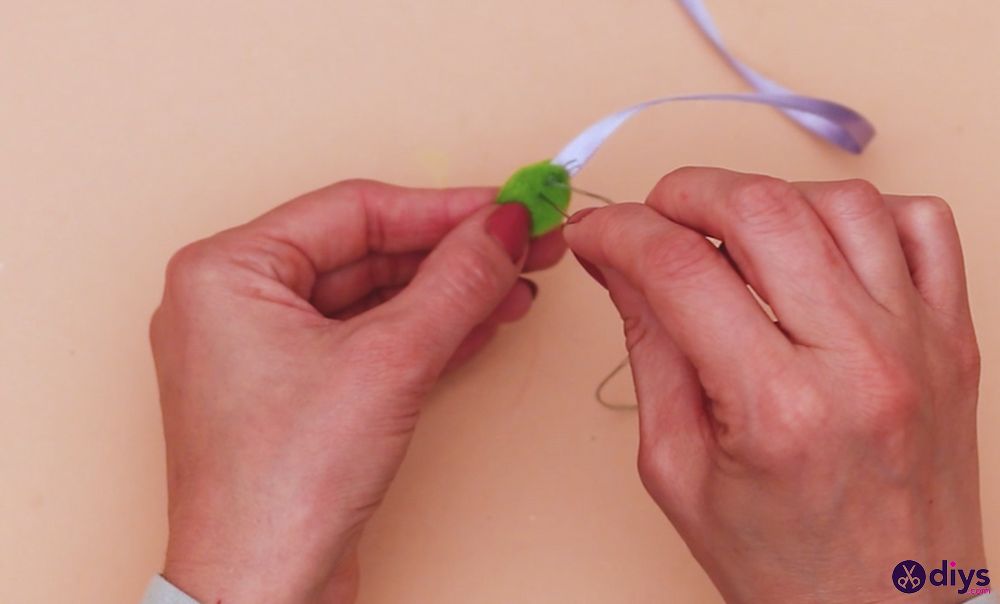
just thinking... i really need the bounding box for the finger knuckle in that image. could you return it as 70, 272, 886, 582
622, 315, 654, 353
725, 372, 827, 469
164, 240, 224, 288
650, 166, 700, 200
856, 353, 923, 430
148, 307, 165, 349
440, 245, 504, 304
731, 426, 811, 472
640, 232, 715, 283
636, 439, 659, 481
664, 165, 702, 181
907, 195, 955, 225
668, 361, 830, 472
728, 176, 803, 230
954, 337, 982, 387
636, 438, 676, 502
330, 178, 381, 198
824, 179, 884, 221
600, 204, 649, 243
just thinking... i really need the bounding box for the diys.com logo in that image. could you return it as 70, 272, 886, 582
892, 560, 990, 596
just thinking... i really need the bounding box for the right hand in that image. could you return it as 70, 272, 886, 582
564, 167, 985, 603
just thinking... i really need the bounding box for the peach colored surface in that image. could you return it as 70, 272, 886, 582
2, 1, 999, 602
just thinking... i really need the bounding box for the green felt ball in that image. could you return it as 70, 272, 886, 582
495, 160, 570, 237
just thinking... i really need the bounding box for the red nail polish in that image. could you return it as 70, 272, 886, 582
572, 252, 607, 289
486, 203, 531, 262
566, 207, 598, 226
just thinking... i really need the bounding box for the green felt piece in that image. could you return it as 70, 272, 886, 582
495, 160, 571, 237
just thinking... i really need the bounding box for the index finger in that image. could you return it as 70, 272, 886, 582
643, 167, 879, 347
247, 180, 564, 299
247, 179, 497, 273
563, 203, 791, 398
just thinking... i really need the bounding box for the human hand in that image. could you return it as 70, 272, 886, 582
564, 168, 984, 603
150, 180, 564, 603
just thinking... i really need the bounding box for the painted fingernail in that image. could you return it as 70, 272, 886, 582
520, 277, 539, 299
572, 252, 607, 289
565, 206, 598, 226
486, 203, 531, 262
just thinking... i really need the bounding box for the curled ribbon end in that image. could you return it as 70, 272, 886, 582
550, 2, 879, 173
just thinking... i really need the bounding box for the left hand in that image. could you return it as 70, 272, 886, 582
150, 180, 564, 603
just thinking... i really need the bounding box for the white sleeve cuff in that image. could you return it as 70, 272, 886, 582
138, 570, 995, 604
140, 575, 200, 604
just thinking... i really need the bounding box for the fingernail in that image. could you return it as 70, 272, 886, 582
565, 207, 598, 226
486, 203, 531, 262
520, 277, 538, 299
572, 252, 607, 289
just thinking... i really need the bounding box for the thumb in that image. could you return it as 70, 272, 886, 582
372, 202, 530, 372
592, 264, 708, 478
568, 218, 709, 510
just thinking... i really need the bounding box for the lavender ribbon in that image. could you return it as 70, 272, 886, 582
553, 0, 876, 176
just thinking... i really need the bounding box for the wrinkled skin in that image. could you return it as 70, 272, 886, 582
151, 181, 562, 602
565, 167, 984, 604
152, 168, 985, 604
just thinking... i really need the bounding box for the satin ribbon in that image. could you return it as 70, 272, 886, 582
553, 0, 876, 176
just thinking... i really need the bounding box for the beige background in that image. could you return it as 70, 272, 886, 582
2, 1, 999, 602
